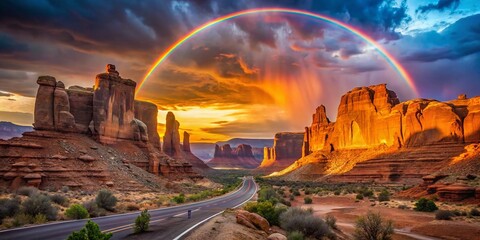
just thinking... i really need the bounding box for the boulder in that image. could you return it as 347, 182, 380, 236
268, 233, 287, 240
131, 118, 148, 142
236, 210, 270, 232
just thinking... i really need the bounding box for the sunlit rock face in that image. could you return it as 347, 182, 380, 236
259, 132, 304, 170
163, 111, 182, 157
303, 84, 477, 152
207, 144, 259, 169
135, 100, 161, 148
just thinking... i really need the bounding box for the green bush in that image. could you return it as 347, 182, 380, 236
435, 210, 454, 220
12, 213, 33, 227
67, 220, 112, 240
325, 214, 337, 230
378, 190, 390, 202
82, 200, 105, 217
17, 186, 38, 197
356, 194, 364, 200
414, 198, 438, 212
334, 189, 341, 196
134, 209, 151, 233
280, 207, 331, 239
50, 194, 69, 206
96, 189, 117, 211
289, 195, 295, 201
470, 208, 480, 216
292, 189, 301, 196
353, 211, 394, 240
362, 189, 374, 198
172, 194, 185, 204
61, 186, 70, 193
287, 231, 305, 240
65, 204, 90, 219
303, 197, 312, 204
34, 214, 47, 224
244, 201, 287, 226
0, 197, 21, 222
258, 187, 280, 204
22, 194, 57, 220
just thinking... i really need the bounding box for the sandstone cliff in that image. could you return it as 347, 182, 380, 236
0, 65, 203, 190
274, 84, 480, 186
258, 132, 304, 172
207, 144, 259, 169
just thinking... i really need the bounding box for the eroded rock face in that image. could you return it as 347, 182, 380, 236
135, 100, 160, 147
259, 132, 304, 170
302, 84, 477, 153
236, 210, 270, 232
183, 131, 191, 152
208, 144, 259, 169
163, 112, 182, 157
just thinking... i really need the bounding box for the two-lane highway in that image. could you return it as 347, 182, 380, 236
0, 176, 257, 240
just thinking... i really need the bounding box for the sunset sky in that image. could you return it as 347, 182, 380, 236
1, 0, 479, 142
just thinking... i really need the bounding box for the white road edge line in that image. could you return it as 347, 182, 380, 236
172, 177, 258, 240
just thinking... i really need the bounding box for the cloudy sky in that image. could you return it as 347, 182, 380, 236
0, 0, 479, 142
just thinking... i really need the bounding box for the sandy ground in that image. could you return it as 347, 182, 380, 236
291, 194, 480, 240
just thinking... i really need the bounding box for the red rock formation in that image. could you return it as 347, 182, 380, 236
163, 111, 182, 157
208, 144, 259, 169
135, 100, 161, 148
258, 132, 304, 171
302, 84, 476, 153
236, 210, 270, 232
183, 131, 191, 152
66, 86, 93, 133
437, 184, 476, 201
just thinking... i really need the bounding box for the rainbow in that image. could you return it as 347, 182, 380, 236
138, 8, 418, 95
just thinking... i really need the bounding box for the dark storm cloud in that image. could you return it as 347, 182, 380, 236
416, 0, 460, 14
402, 14, 480, 62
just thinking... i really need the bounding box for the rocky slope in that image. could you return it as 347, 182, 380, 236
0, 122, 33, 140
274, 84, 480, 188
257, 132, 304, 172
0, 65, 204, 190
207, 144, 259, 169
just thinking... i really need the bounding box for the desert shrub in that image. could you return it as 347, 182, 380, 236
280, 199, 292, 207
258, 187, 280, 204
287, 231, 305, 240
325, 214, 337, 230
96, 189, 117, 211
61, 186, 70, 193
50, 194, 69, 206
362, 189, 374, 198
378, 189, 390, 202
65, 204, 90, 219
22, 194, 57, 220
414, 198, 438, 212
67, 220, 112, 240
126, 204, 140, 211
244, 201, 287, 226
334, 189, 341, 196
435, 210, 454, 220
289, 195, 295, 201
12, 213, 34, 227
33, 214, 47, 224
292, 189, 301, 196
451, 209, 464, 216
353, 211, 394, 240
304, 197, 312, 204
17, 186, 38, 197
356, 194, 364, 200
172, 194, 185, 204
0, 197, 21, 222
304, 189, 311, 195
470, 208, 480, 216
134, 209, 150, 233
280, 207, 331, 239
82, 200, 105, 217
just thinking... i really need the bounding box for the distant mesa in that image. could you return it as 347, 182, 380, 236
257, 132, 304, 173
0, 64, 208, 191
207, 143, 259, 169
0, 121, 33, 140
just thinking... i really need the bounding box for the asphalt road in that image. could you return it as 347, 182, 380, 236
0, 176, 257, 240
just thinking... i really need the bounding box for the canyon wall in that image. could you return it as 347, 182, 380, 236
303, 84, 479, 154
259, 132, 304, 170
207, 144, 259, 169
